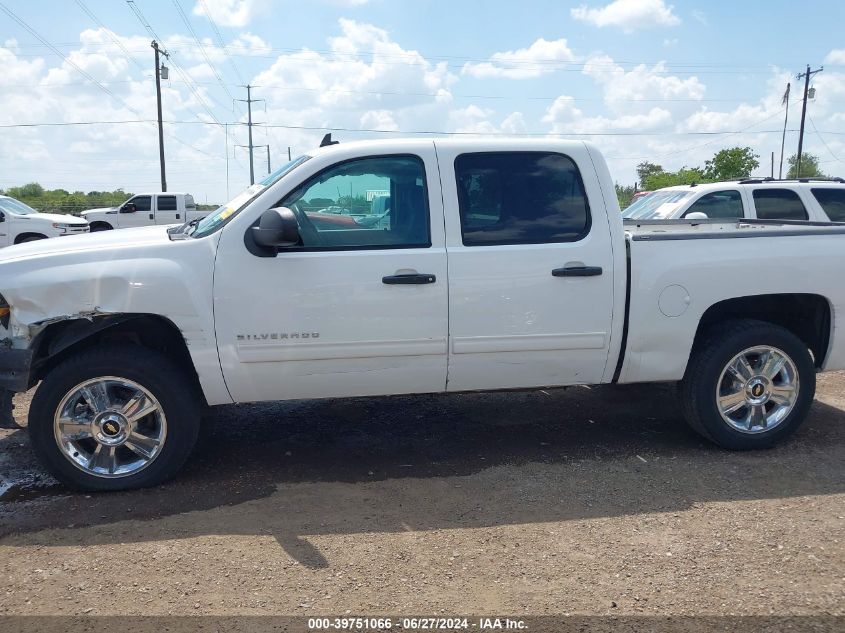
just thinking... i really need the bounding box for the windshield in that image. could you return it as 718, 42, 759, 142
190, 155, 310, 238
622, 190, 694, 219
0, 197, 38, 215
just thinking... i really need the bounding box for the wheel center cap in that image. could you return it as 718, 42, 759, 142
745, 377, 770, 404
94, 412, 129, 446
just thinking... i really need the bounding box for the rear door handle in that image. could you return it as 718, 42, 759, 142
382, 273, 437, 285
552, 266, 603, 277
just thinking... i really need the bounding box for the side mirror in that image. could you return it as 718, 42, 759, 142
685, 211, 709, 220
122, 203, 137, 213
252, 207, 300, 251
0, 212, 4, 223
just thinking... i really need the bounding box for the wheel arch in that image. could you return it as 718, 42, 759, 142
14, 232, 48, 244
28, 313, 207, 406
88, 221, 113, 231
691, 293, 832, 369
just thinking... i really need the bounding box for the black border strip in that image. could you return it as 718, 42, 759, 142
631, 227, 845, 241
611, 238, 632, 383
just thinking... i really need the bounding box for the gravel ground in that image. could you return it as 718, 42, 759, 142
0, 374, 843, 621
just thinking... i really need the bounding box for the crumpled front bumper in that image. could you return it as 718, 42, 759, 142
0, 346, 33, 393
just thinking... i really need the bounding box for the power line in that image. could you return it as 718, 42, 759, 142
73, 0, 145, 72
171, 0, 235, 103
5, 119, 843, 138
11, 39, 840, 72
196, 0, 246, 85
809, 115, 843, 164
125, 0, 225, 125
12, 77, 845, 105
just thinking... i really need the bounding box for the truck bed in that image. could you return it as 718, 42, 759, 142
617, 217, 845, 385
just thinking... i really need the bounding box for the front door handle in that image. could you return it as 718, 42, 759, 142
552, 266, 603, 277
382, 273, 437, 285
149, 213, 154, 220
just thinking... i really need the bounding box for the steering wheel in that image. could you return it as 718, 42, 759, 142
288, 202, 324, 246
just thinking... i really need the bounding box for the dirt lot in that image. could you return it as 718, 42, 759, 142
1, 374, 843, 622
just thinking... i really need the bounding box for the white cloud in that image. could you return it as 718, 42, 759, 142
360, 110, 399, 131
191, 0, 267, 28
692, 10, 708, 26
462, 38, 577, 80
543, 95, 672, 133
500, 112, 527, 134
825, 49, 845, 65
571, 0, 681, 31
582, 54, 705, 111
254, 19, 455, 113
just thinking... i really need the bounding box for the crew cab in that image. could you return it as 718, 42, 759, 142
623, 178, 845, 222
1, 138, 844, 491
0, 195, 89, 248
81, 192, 201, 231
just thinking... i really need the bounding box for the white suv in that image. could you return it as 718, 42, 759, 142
623, 178, 845, 223
0, 195, 89, 248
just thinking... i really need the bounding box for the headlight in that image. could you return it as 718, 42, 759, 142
0, 294, 9, 329
51, 223, 72, 234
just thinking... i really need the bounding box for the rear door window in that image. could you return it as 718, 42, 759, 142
157, 196, 177, 211
454, 151, 590, 246
810, 188, 845, 222
682, 190, 744, 219
752, 189, 808, 220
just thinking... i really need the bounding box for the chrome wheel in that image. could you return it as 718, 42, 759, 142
716, 346, 799, 434
53, 377, 167, 478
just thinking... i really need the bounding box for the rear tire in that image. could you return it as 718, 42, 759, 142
28, 345, 201, 491
680, 319, 815, 449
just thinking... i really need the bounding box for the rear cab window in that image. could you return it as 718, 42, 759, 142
454, 152, 590, 246
752, 189, 808, 221
810, 188, 845, 222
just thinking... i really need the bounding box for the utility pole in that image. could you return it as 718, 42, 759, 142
235, 85, 264, 185
779, 82, 790, 179
152, 40, 170, 191
235, 144, 270, 176
796, 65, 823, 176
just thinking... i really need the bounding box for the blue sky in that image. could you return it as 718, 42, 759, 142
1, 0, 843, 203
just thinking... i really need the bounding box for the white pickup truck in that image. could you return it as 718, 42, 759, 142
81, 192, 201, 231
0, 195, 90, 247
1, 138, 844, 491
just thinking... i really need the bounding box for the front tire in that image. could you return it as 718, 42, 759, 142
28, 345, 201, 491
680, 319, 815, 449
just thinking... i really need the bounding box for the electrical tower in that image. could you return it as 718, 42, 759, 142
235, 85, 264, 185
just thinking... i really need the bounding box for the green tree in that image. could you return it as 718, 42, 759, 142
704, 147, 760, 181
1, 183, 135, 215
786, 153, 825, 178
615, 183, 636, 209
636, 161, 663, 188
644, 167, 710, 190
